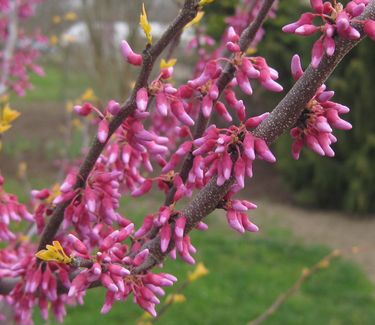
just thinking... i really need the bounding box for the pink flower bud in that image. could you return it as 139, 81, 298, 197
101, 292, 115, 314
241, 214, 259, 232
241, 58, 260, 79
98, 119, 109, 143
245, 113, 269, 128
135, 215, 154, 238
236, 70, 253, 95
101, 273, 118, 292
175, 216, 186, 239
136, 87, 149, 111
156, 92, 169, 116
310, 0, 323, 12
326, 109, 352, 130
188, 61, 218, 88
133, 249, 149, 266
364, 20, 375, 41
132, 179, 153, 197
315, 116, 332, 133
227, 26, 239, 42
171, 101, 195, 126
243, 133, 255, 160
118, 223, 134, 241
68, 234, 88, 255
291, 54, 303, 80
323, 36, 335, 56
282, 13, 314, 33
311, 38, 324, 68
226, 41, 240, 53
306, 134, 325, 155
107, 264, 130, 276
234, 157, 245, 188
74, 103, 92, 116
254, 138, 276, 163
292, 138, 304, 160
120, 40, 142, 66
202, 95, 213, 118
226, 210, 245, 233
107, 100, 121, 115
160, 223, 171, 253
215, 101, 232, 122
31, 188, 50, 200
295, 24, 318, 36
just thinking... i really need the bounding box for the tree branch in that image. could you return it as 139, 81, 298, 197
37, 0, 200, 252
133, 0, 375, 274
163, 0, 277, 207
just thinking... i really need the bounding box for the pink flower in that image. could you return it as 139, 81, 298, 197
120, 40, 143, 66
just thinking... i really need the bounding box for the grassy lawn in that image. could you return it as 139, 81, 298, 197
12, 64, 91, 104
31, 215, 375, 325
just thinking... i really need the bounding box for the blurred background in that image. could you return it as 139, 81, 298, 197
1, 0, 375, 324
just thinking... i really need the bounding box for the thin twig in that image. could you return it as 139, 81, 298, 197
248, 247, 365, 325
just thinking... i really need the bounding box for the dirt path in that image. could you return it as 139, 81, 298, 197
253, 199, 375, 284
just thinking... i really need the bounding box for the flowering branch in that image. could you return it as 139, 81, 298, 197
37, 0, 201, 252
132, 0, 375, 274
164, 0, 278, 206
253, 1, 375, 143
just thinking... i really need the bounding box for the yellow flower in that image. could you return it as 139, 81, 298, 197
72, 118, 83, 129
246, 47, 257, 55
2, 104, 20, 124
65, 100, 74, 113
52, 15, 61, 24
0, 122, 11, 133
35, 241, 72, 264
185, 11, 205, 29
17, 162, 27, 179
140, 3, 152, 44
64, 12, 77, 21
165, 294, 186, 304
187, 262, 209, 282
160, 58, 177, 69
80, 88, 97, 102
46, 183, 61, 204
198, 0, 215, 7
50, 35, 59, 46
62, 34, 76, 43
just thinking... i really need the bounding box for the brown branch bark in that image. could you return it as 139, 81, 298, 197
132, 0, 375, 274
36, 0, 200, 252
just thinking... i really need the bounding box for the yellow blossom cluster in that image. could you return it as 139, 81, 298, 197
35, 241, 72, 264
0, 98, 21, 151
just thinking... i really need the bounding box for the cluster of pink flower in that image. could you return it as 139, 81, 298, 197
66, 226, 178, 317
289, 54, 352, 159
0, 174, 33, 241
283, 0, 375, 67
0, 0, 47, 96
1, 0, 371, 322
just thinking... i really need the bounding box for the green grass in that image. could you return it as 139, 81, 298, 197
12, 64, 91, 103
31, 219, 375, 325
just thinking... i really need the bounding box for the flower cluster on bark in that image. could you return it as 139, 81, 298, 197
0, 0, 374, 323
